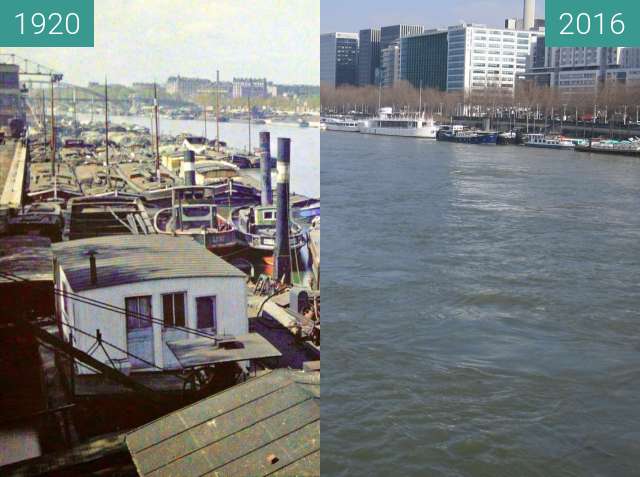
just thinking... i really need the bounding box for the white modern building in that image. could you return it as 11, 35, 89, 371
53, 235, 251, 375
446, 23, 543, 95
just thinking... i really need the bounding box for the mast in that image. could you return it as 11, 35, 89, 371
216, 70, 220, 152
50, 78, 56, 179
247, 92, 252, 154
41, 89, 47, 157
90, 96, 94, 124
203, 101, 207, 139
73, 88, 78, 131
419, 80, 423, 116
105, 77, 110, 189
153, 82, 161, 179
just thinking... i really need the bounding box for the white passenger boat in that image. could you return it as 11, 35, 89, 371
324, 117, 361, 132
358, 108, 439, 138
524, 134, 575, 149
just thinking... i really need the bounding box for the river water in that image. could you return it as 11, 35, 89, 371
87, 114, 320, 198
322, 132, 640, 476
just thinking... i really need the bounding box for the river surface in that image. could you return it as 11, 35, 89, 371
322, 131, 640, 476
83, 114, 320, 198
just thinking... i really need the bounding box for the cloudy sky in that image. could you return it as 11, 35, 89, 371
321, 0, 545, 33
4, 0, 319, 86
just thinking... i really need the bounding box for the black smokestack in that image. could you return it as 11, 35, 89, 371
273, 137, 291, 284
183, 150, 196, 186
259, 131, 273, 206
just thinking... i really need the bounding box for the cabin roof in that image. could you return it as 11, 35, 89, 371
52, 234, 245, 292
0, 236, 53, 283
125, 369, 319, 477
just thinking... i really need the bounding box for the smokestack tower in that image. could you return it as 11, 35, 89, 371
259, 131, 273, 206
273, 137, 291, 285
183, 150, 196, 186
523, 0, 535, 31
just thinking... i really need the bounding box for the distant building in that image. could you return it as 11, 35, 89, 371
400, 29, 448, 91
381, 41, 401, 87
357, 28, 381, 86
276, 84, 320, 97
380, 25, 424, 54
446, 23, 543, 94
0, 64, 21, 127
166, 76, 214, 98
320, 32, 358, 87
132, 82, 155, 89
524, 47, 640, 90
232, 78, 269, 98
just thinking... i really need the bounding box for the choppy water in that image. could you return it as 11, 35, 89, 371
322, 132, 640, 476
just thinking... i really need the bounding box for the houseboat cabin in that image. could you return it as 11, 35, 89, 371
52, 235, 250, 377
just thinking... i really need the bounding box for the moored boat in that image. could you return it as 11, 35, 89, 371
232, 204, 306, 252
437, 126, 498, 144
524, 134, 575, 149
153, 186, 242, 254
359, 108, 439, 138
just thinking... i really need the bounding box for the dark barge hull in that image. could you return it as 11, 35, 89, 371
437, 132, 498, 144
575, 145, 640, 157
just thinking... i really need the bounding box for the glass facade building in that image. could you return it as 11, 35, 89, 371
357, 29, 381, 86
320, 32, 359, 87
400, 30, 448, 91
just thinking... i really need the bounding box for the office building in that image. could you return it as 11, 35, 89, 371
320, 32, 359, 87
380, 25, 424, 53
357, 28, 381, 86
400, 29, 448, 91
446, 23, 543, 94
381, 41, 401, 87
524, 47, 640, 90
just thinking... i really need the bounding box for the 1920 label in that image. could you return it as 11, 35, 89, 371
0, 0, 93, 47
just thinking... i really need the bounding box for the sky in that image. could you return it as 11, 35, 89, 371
321, 0, 545, 33
3, 0, 319, 86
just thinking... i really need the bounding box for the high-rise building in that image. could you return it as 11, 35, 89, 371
446, 23, 542, 94
357, 29, 381, 86
400, 29, 448, 91
0, 64, 21, 127
380, 25, 424, 53
320, 32, 359, 87
381, 41, 401, 87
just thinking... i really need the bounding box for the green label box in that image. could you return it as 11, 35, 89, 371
0, 0, 94, 47
546, 0, 640, 47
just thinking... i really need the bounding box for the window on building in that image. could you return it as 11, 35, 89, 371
196, 296, 218, 332
163, 292, 186, 327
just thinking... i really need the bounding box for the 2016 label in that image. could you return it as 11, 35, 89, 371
559, 12, 625, 36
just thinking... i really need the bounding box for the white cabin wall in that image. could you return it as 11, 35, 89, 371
74, 276, 248, 374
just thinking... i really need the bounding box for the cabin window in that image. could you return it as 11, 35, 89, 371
125, 296, 153, 330
196, 296, 217, 332
162, 292, 186, 328
263, 211, 276, 220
